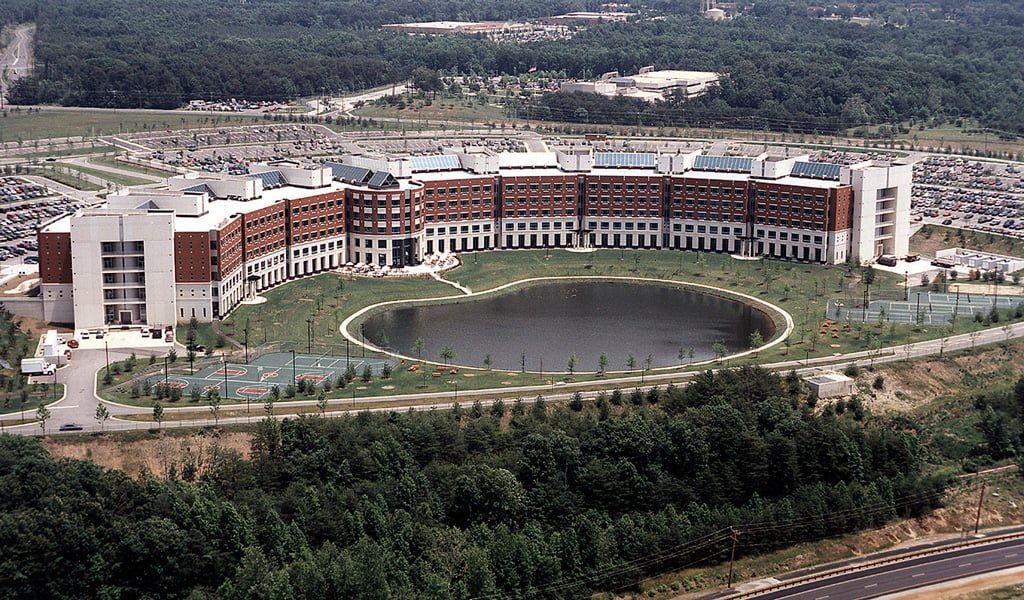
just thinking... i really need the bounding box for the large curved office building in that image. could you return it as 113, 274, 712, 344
38, 147, 911, 329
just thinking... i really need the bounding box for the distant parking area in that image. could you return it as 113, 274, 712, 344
912, 157, 1024, 238
142, 352, 390, 400
0, 176, 76, 263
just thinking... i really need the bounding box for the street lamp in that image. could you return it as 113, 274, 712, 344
291, 349, 296, 388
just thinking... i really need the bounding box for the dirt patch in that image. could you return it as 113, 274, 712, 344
42, 430, 252, 479
844, 339, 1024, 415
0, 274, 39, 295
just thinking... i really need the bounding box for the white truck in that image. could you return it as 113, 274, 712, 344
21, 358, 56, 376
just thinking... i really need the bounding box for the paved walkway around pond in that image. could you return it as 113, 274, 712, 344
342, 275, 795, 371
430, 271, 472, 295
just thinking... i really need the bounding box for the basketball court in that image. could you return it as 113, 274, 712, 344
144, 352, 390, 400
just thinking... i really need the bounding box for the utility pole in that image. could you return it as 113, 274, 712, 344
974, 479, 986, 535
244, 318, 250, 364
727, 527, 740, 588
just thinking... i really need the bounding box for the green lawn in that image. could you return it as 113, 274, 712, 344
0, 384, 65, 422
0, 107, 264, 142
96, 250, 1024, 407
56, 162, 153, 187
89, 156, 179, 177
29, 166, 103, 191
216, 273, 455, 350
911, 223, 1024, 259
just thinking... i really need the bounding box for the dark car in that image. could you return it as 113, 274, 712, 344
58, 423, 84, 432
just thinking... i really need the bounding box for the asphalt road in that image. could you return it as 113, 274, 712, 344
738, 536, 1024, 600
0, 24, 33, 100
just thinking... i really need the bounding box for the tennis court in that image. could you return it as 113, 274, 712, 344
144, 352, 390, 400
826, 291, 1024, 326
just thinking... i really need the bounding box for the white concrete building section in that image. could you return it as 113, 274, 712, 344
843, 161, 912, 262
41, 282, 73, 324
934, 248, 1024, 273
804, 371, 855, 398
289, 238, 347, 276
70, 210, 176, 329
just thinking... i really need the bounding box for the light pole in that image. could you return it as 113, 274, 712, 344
223, 354, 229, 401
104, 340, 110, 375
291, 349, 296, 388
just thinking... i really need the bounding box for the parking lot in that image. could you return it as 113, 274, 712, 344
0, 176, 78, 263
912, 156, 1024, 238
125, 124, 350, 172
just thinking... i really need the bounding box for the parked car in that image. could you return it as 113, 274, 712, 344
58, 423, 84, 432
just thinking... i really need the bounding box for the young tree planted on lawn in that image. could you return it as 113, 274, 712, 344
567, 352, 577, 375
317, 390, 328, 417
749, 330, 764, 357
413, 336, 425, 360
36, 405, 50, 435
94, 403, 110, 431
208, 390, 221, 425
152, 402, 163, 429
598, 352, 608, 375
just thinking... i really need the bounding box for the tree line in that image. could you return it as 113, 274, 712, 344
3, 0, 1024, 134
0, 366, 950, 598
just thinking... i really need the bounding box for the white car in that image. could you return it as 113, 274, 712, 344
80, 331, 90, 339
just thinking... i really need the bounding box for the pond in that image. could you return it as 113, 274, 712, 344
360, 280, 775, 372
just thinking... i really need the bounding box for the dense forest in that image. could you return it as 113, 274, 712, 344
0, 367, 953, 599
3, 0, 1024, 134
